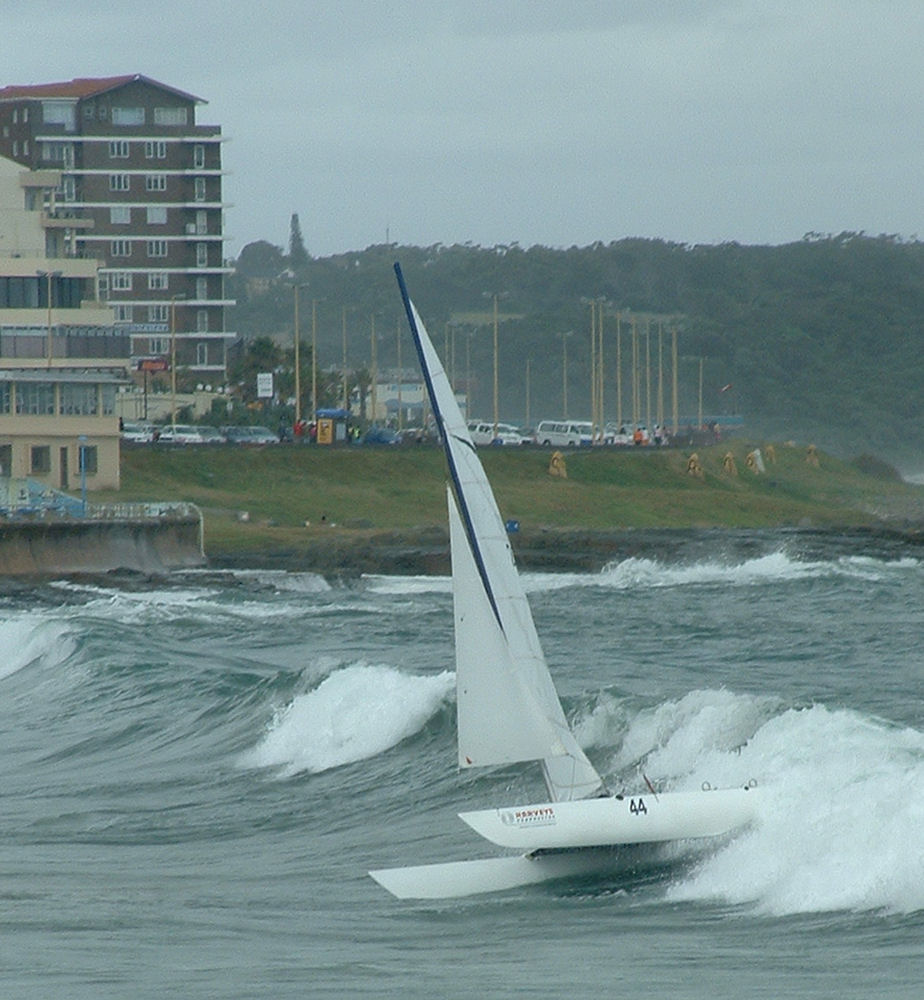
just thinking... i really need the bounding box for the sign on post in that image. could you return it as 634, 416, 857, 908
257, 372, 274, 399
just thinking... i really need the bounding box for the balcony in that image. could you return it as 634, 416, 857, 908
42, 211, 94, 230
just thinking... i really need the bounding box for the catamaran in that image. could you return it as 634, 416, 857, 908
369, 264, 758, 899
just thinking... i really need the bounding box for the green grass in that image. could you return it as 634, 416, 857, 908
101, 441, 923, 559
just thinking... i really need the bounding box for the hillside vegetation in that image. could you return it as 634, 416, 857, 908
230, 234, 924, 469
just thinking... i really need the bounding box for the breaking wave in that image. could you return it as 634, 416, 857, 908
240, 663, 454, 777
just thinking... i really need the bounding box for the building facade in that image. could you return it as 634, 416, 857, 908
0, 74, 235, 379
1, 152, 129, 492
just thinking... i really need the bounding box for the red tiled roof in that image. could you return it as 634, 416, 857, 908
0, 75, 205, 103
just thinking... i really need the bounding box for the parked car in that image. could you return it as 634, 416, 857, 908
535, 420, 594, 447
360, 426, 401, 445
156, 424, 206, 444
604, 423, 633, 446
467, 420, 531, 446
120, 421, 156, 443
222, 425, 278, 445
195, 426, 225, 444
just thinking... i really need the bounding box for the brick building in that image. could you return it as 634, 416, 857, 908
0, 74, 235, 379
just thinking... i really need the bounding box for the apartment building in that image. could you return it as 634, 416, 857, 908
0, 74, 235, 379
0, 152, 129, 492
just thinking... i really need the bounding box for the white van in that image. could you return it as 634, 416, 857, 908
535, 420, 593, 447
466, 420, 529, 446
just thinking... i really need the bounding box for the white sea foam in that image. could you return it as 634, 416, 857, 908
204, 569, 332, 594
624, 692, 924, 915
241, 663, 455, 776
47, 579, 342, 626
0, 616, 78, 680
363, 574, 453, 595
597, 551, 919, 591
366, 552, 918, 599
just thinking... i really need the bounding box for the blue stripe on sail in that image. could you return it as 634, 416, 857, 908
394, 262, 504, 632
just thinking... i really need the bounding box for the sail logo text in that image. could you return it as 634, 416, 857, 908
500, 807, 557, 828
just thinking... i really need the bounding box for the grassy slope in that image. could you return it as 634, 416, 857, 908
101, 442, 923, 560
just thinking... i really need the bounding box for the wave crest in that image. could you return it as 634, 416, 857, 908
240, 663, 454, 777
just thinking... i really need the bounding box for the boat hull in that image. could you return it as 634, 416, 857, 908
370, 848, 641, 900
459, 786, 758, 851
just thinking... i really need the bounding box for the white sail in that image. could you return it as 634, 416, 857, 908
396, 267, 603, 801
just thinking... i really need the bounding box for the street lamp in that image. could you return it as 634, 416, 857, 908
370, 313, 379, 425
558, 331, 572, 418
311, 298, 318, 423
78, 434, 88, 516
293, 283, 310, 425
37, 269, 62, 367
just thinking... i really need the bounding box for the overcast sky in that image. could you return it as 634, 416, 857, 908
3, 1, 922, 258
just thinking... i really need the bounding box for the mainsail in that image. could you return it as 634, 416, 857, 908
396, 264, 603, 802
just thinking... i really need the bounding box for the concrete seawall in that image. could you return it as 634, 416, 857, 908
0, 515, 205, 576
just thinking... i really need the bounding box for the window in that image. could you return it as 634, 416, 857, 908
148, 304, 169, 322
196, 342, 208, 365
194, 176, 207, 201
146, 205, 167, 225
145, 174, 167, 192
23, 140, 28, 157
112, 106, 145, 125
60, 384, 98, 415
12, 141, 18, 157
110, 206, 131, 224
109, 174, 130, 192
110, 239, 132, 257
0, 383, 10, 414
113, 304, 133, 322
43, 141, 67, 161
78, 444, 98, 475
154, 107, 188, 125
31, 446, 51, 474
147, 239, 168, 258
196, 277, 208, 300
110, 271, 133, 291
144, 140, 167, 159
61, 176, 76, 202
148, 271, 168, 290
150, 337, 168, 354
193, 144, 205, 169
42, 101, 75, 130
18, 383, 55, 415
196, 309, 208, 332
109, 140, 130, 158
195, 210, 208, 234
196, 242, 208, 267
101, 384, 116, 415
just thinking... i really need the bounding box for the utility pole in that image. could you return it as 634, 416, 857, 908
492, 294, 499, 439
311, 299, 318, 421
616, 312, 623, 430
370, 313, 377, 424
341, 307, 348, 411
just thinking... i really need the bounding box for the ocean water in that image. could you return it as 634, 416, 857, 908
1, 530, 922, 998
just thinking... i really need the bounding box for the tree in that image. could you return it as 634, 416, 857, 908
288, 213, 310, 272
235, 240, 285, 279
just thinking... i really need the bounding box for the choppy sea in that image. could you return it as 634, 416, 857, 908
1, 529, 922, 998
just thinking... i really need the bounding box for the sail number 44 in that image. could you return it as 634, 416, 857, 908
629, 798, 648, 816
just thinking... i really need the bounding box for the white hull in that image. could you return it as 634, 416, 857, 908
460, 786, 758, 851
370, 849, 633, 900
